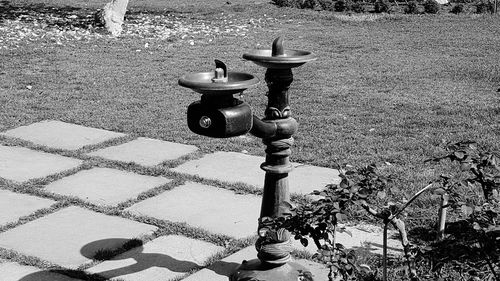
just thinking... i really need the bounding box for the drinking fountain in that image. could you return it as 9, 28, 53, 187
179, 36, 317, 281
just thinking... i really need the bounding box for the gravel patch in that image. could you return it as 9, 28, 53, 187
0, 4, 281, 50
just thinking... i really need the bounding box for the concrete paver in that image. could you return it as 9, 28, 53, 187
44, 168, 171, 207
291, 224, 403, 256
0, 260, 80, 281
182, 246, 330, 281
87, 235, 224, 281
0, 206, 157, 268
0, 120, 126, 150
126, 182, 261, 239
0, 190, 56, 226
171, 151, 339, 195
0, 145, 83, 183
87, 137, 198, 166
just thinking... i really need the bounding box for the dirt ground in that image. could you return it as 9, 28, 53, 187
6, 0, 270, 11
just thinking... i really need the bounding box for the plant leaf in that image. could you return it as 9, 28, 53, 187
433, 188, 446, 195
300, 238, 309, 247
461, 205, 473, 217
377, 190, 387, 199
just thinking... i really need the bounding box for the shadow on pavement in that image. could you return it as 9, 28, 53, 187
80, 238, 201, 279
18, 269, 104, 281
16, 237, 240, 280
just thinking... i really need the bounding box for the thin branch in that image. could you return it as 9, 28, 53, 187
390, 218, 418, 279
360, 202, 383, 218
391, 183, 434, 219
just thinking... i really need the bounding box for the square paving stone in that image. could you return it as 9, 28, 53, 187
171, 152, 339, 195
0, 206, 157, 268
0, 120, 126, 150
126, 182, 261, 239
0, 260, 80, 281
0, 145, 83, 183
87, 235, 224, 281
0, 190, 56, 226
291, 224, 403, 256
44, 168, 171, 207
87, 137, 198, 167
182, 246, 330, 281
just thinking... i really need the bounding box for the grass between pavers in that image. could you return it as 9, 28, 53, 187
0, 136, 267, 280
0, 184, 256, 280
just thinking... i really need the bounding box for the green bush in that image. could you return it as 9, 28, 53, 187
319, 0, 336, 10
261, 141, 499, 281
351, 2, 366, 12
450, 3, 464, 13
272, 0, 354, 10
405, 1, 420, 13
272, 0, 301, 8
374, 0, 391, 13
334, 0, 353, 11
476, 0, 494, 13
300, 0, 321, 9
423, 0, 440, 13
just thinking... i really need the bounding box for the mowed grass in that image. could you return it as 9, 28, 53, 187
1, 0, 499, 220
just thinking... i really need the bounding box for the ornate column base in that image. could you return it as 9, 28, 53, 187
230, 259, 313, 281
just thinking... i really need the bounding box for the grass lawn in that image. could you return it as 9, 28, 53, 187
1, 0, 499, 279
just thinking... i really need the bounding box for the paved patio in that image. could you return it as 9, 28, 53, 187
0, 120, 402, 281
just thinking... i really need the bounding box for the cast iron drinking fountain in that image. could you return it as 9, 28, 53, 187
179, 37, 317, 281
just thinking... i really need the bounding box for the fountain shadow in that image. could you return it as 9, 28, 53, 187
16, 237, 239, 281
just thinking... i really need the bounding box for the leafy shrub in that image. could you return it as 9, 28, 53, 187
423, 0, 440, 13
423, 141, 500, 280
272, 0, 356, 10
405, 1, 420, 13
351, 2, 366, 12
272, 0, 301, 8
450, 3, 465, 13
319, 0, 336, 10
334, 0, 353, 11
476, 0, 494, 13
374, 0, 391, 13
301, 0, 321, 9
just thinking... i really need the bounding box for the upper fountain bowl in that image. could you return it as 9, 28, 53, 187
243, 37, 317, 69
